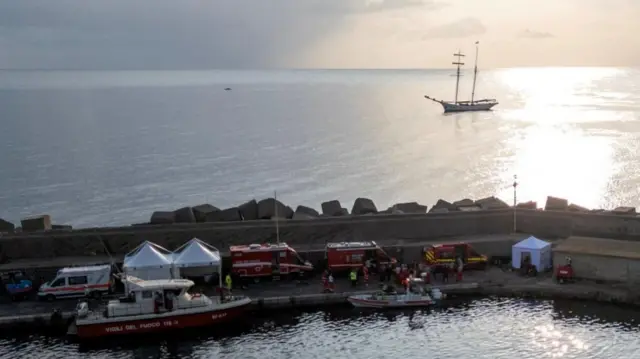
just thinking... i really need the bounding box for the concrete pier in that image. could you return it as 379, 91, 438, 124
248, 282, 479, 310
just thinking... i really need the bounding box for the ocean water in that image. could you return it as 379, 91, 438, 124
2, 298, 640, 358
0, 68, 639, 228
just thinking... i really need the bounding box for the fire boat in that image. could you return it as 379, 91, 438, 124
347, 278, 444, 309
68, 276, 251, 339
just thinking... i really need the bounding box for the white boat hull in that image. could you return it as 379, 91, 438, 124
347, 294, 434, 309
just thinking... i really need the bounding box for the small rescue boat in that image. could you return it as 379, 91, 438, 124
347, 278, 444, 309
69, 276, 251, 339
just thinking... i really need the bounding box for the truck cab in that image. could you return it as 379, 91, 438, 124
231, 242, 313, 281
423, 243, 488, 270
326, 241, 396, 273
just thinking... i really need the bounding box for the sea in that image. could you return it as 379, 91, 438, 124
2, 298, 640, 358
0, 68, 639, 228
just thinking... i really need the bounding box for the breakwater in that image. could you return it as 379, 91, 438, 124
0, 196, 639, 265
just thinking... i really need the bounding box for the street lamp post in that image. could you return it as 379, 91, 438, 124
513, 175, 518, 233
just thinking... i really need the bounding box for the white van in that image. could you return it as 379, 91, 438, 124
38, 264, 113, 301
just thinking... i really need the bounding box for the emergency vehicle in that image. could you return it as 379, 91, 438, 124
230, 242, 313, 281
423, 243, 488, 270
325, 241, 396, 273
38, 264, 114, 301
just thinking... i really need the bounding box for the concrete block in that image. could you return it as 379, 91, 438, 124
20, 215, 51, 232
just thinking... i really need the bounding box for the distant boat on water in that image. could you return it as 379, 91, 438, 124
425, 41, 498, 113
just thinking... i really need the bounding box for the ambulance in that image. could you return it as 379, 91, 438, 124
325, 241, 396, 273
230, 242, 313, 281
38, 264, 114, 301
423, 243, 488, 270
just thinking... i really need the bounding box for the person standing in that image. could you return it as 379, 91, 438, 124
379, 263, 387, 282
322, 270, 329, 293
328, 272, 335, 292
349, 268, 358, 288
442, 265, 449, 283
362, 265, 369, 287
225, 273, 233, 293
456, 256, 464, 282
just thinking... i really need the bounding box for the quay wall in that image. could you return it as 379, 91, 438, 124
2, 278, 640, 334
1, 208, 640, 263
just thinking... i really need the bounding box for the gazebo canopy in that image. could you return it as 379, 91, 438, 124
512, 236, 552, 271
124, 241, 173, 269
172, 238, 221, 268
514, 236, 551, 250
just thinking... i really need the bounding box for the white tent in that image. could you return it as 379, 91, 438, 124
512, 236, 552, 271
172, 238, 222, 285
123, 241, 178, 280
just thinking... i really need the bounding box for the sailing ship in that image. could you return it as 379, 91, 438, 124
425, 42, 498, 113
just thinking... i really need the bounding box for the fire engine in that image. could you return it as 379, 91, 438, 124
325, 241, 396, 273
423, 243, 488, 270
230, 242, 313, 281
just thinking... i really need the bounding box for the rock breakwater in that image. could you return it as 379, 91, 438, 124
0, 195, 639, 264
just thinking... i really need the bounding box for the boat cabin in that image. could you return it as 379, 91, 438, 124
106, 277, 211, 318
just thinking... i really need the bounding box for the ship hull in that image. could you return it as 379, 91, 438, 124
442, 101, 497, 113
74, 298, 251, 339
348, 294, 433, 309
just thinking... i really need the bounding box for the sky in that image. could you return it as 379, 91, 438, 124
0, 0, 638, 70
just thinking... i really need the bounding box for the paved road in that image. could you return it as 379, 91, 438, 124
0, 268, 496, 318
0, 276, 383, 318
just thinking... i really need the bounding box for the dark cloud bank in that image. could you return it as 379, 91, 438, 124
0, 0, 443, 70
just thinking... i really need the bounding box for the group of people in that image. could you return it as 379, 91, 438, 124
320, 256, 466, 293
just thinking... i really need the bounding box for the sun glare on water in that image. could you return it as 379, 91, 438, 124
530, 324, 590, 357
495, 67, 629, 209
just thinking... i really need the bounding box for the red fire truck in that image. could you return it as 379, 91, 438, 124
423, 242, 488, 270
325, 241, 396, 273
230, 242, 313, 281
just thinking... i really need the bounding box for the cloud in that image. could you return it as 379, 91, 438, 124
518, 29, 555, 39
423, 17, 487, 39
309, 0, 447, 14
0, 0, 452, 70
359, 0, 448, 12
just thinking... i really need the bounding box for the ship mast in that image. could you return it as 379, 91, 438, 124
452, 50, 465, 104
471, 41, 479, 104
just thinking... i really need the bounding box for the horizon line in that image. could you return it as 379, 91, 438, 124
0, 66, 637, 72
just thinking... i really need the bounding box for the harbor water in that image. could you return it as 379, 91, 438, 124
1, 298, 640, 358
